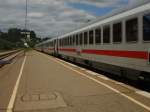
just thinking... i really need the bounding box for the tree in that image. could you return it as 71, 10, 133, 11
0, 28, 39, 50
8, 28, 23, 43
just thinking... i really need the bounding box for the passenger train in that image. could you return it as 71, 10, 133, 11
36, 2, 150, 82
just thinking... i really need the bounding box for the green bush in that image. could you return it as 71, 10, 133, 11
0, 38, 16, 50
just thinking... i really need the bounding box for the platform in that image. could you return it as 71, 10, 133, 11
0, 51, 150, 112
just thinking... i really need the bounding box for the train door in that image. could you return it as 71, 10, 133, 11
54, 39, 58, 54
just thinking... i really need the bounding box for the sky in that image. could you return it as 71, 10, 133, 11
0, 0, 147, 38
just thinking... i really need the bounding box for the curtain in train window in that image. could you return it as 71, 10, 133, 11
126, 18, 138, 42
143, 13, 150, 41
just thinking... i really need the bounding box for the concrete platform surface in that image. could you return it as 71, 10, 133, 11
1, 51, 150, 112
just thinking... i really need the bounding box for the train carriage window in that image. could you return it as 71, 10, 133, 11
63, 38, 65, 46
143, 13, 150, 41
66, 37, 67, 46
95, 28, 101, 44
68, 37, 70, 45
61, 39, 62, 46
67, 37, 70, 45
67, 37, 69, 45
149, 52, 150, 63
72, 36, 74, 45
103, 25, 110, 43
79, 33, 83, 45
59, 40, 60, 47
70, 36, 72, 45
58, 39, 60, 46
84, 32, 88, 45
61, 39, 63, 46
65, 38, 67, 46
126, 18, 138, 42
76, 34, 79, 45
63, 39, 64, 46
52, 41, 54, 46
64, 38, 66, 46
62, 39, 64, 46
89, 30, 94, 44
113, 22, 122, 43
69, 36, 71, 45
73, 35, 76, 45
70, 36, 73, 45
63, 38, 66, 46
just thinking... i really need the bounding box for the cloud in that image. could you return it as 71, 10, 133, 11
28, 12, 44, 18
0, 0, 146, 38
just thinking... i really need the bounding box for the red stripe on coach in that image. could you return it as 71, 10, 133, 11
82, 49, 148, 59
59, 48, 148, 60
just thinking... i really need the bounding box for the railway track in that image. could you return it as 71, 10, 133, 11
0, 50, 23, 67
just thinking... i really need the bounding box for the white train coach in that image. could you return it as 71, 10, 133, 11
36, 2, 150, 82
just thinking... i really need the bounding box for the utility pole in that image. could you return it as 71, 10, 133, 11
22, 0, 30, 48
25, 0, 30, 42
25, 0, 27, 33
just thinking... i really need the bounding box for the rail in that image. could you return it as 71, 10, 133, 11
0, 50, 23, 67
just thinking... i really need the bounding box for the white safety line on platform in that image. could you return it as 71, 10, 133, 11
114, 81, 137, 91
86, 70, 110, 80
43, 55, 150, 111
65, 62, 78, 67
58, 59, 78, 67
97, 75, 110, 80
115, 82, 124, 85
136, 91, 150, 99
86, 70, 99, 76
7, 56, 26, 112
80, 68, 86, 71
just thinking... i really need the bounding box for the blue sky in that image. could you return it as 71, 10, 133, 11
69, 0, 129, 16
118, 0, 129, 5
69, 2, 115, 16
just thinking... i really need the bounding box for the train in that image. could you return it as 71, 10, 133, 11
36, 2, 150, 82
